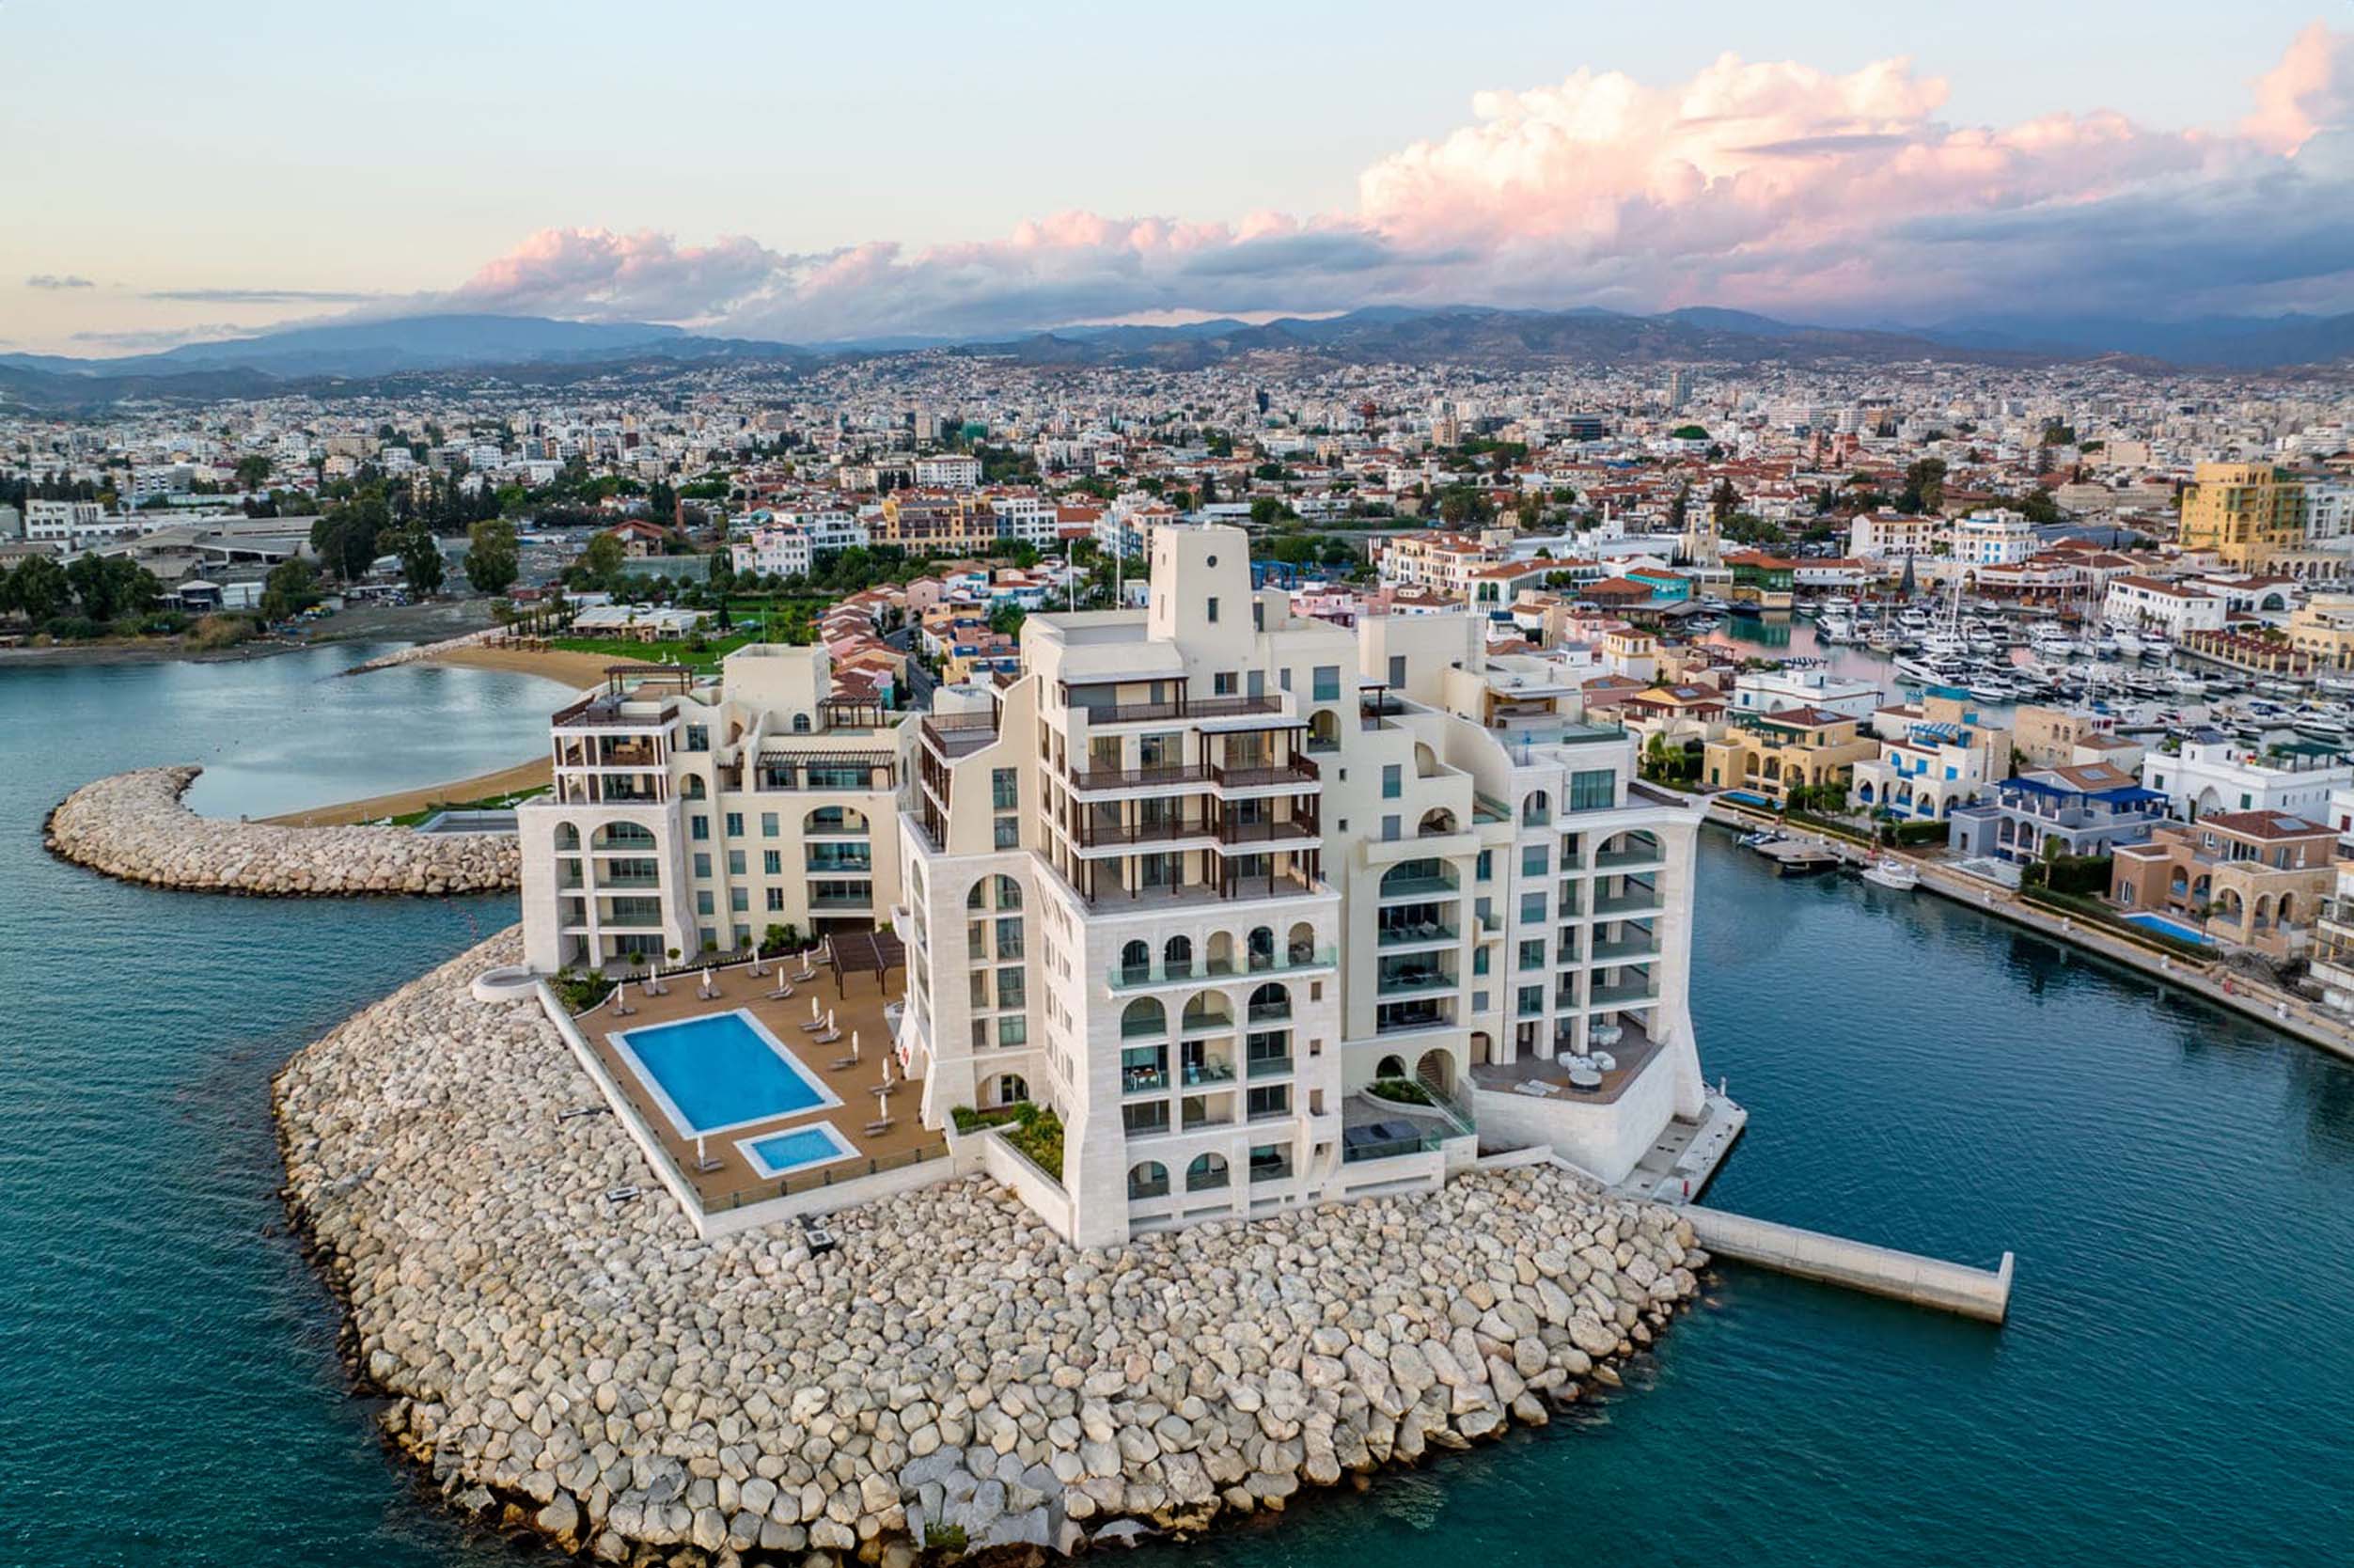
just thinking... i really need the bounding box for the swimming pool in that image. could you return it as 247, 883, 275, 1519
2122, 911, 2214, 946
610, 1010, 841, 1137
738, 1123, 858, 1179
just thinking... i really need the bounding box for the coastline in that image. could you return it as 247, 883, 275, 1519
1702, 797, 2354, 1066
275, 928, 1704, 1565
266, 641, 637, 824
0, 600, 506, 669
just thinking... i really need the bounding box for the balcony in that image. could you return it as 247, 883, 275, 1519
1211, 758, 1321, 790
1378, 919, 1459, 948
1341, 1125, 1446, 1164
1594, 845, 1664, 870
1248, 1150, 1295, 1184
1246, 998, 1292, 1025
1087, 693, 1283, 725
1107, 945, 1336, 990
1216, 815, 1320, 847
1247, 1052, 1293, 1079
1122, 1067, 1170, 1095
1593, 882, 1661, 916
1075, 815, 1215, 849
1376, 872, 1460, 902
1068, 761, 1211, 792
1589, 977, 1658, 1006
1590, 933, 1658, 962
1180, 1060, 1236, 1088
1376, 965, 1457, 997
920, 712, 998, 758
1182, 1098, 1233, 1132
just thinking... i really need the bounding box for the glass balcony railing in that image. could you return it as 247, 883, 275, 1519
1247, 1053, 1293, 1079
1107, 946, 1336, 990
1122, 1067, 1169, 1095
1342, 1127, 1445, 1164
1181, 1060, 1236, 1087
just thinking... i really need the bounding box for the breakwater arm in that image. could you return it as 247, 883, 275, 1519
45, 765, 518, 896
1680, 1205, 2014, 1323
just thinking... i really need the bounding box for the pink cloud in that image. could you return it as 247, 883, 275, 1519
440, 25, 2354, 339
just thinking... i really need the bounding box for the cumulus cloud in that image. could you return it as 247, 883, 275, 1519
26, 274, 94, 290
436, 25, 2354, 340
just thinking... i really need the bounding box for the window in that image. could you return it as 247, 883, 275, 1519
1518, 939, 1545, 971
724, 812, 744, 838
730, 887, 747, 913
1517, 985, 1544, 1017
766, 887, 783, 912
1206, 596, 1219, 623
997, 1074, 1029, 1105
761, 812, 779, 838
1519, 892, 1546, 924
997, 1015, 1028, 1047
996, 968, 1026, 1009
1476, 849, 1493, 883
1248, 1084, 1290, 1120
697, 891, 714, 917
690, 815, 710, 841
1382, 814, 1401, 842
995, 817, 1020, 849
684, 724, 710, 752
763, 850, 782, 875
992, 768, 1018, 810
727, 849, 746, 875
1312, 665, 1341, 701
1388, 654, 1406, 687
1569, 770, 1616, 812
1521, 844, 1548, 877
1382, 764, 1402, 799
693, 852, 712, 878
1214, 671, 1237, 696
1472, 947, 1490, 976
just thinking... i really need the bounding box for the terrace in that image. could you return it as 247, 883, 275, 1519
1469, 1014, 1666, 1106
564, 949, 945, 1219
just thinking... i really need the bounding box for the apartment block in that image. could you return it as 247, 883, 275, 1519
519, 646, 907, 973
895, 525, 1708, 1247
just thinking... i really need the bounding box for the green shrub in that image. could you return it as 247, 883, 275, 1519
923, 1522, 968, 1551
550, 967, 617, 1012
949, 1105, 1021, 1134
1367, 1075, 1433, 1105
999, 1102, 1065, 1179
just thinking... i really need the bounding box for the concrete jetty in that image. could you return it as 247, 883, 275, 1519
1678, 1205, 2014, 1324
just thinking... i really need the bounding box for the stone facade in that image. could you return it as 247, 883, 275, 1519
45, 765, 518, 895
275, 928, 1706, 1565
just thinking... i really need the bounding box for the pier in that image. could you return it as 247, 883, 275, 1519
1679, 1205, 2016, 1324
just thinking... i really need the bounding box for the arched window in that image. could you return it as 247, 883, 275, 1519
1185, 1152, 1230, 1191
806, 806, 869, 835
594, 822, 656, 849
1121, 998, 1166, 1038
1248, 981, 1290, 1024
1414, 1048, 1456, 1095
1180, 991, 1232, 1032
792, 713, 811, 733
683, 776, 708, 797
1374, 1055, 1406, 1080
1206, 931, 1234, 971
967, 873, 1023, 912
1247, 926, 1275, 970
1163, 933, 1193, 979
1286, 921, 1315, 964
553, 821, 581, 851
1307, 710, 1339, 752
1419, 808, 1458, 837
996, 1074, 1029, 1105
1128, 1161, 1169, 1200
1522, 790, 1550, 826
1120, 940, 1151, 982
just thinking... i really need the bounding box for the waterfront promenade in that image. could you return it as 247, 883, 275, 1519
1703, 796, 2354, 1067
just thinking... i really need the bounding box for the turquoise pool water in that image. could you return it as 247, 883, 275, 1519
612, 1011, 838, 1136
743, 1124, 855, 1177
2122, 910, 2213, 945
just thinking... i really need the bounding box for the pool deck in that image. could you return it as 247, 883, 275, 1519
573, 958, 947, 1215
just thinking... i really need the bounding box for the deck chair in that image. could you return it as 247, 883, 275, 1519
811, 1024, 841, 1046
791, 950, 820, 983
768, 978, 795, 1000
864, 1119, 895, 1137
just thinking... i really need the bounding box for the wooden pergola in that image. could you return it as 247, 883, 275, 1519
824, 930, 906, 996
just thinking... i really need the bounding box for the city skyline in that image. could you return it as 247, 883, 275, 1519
3, 6, 2350, 354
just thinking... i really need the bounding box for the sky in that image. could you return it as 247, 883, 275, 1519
3, 1, 2351, 354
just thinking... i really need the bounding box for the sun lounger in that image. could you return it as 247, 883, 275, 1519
768, 980, 795, 999
811, 1026, 841, 1045
830, 1056, 856, 1072
864, 1119, 895, 1137
799, 1015, 826, 1031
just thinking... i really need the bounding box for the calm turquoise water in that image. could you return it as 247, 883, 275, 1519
4, 651, 2350, 1564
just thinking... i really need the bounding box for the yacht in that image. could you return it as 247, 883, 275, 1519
1860, 856, 1921, 892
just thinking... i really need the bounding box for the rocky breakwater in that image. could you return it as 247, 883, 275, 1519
46, 765, 519, 895
276, 929, 1708, 1567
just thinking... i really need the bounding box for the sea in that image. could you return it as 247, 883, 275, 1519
2, 643, 2348, 1566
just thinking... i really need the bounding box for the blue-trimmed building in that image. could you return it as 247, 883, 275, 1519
1948, 760, 2170, 862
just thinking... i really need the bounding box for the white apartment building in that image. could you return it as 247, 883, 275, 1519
1731, 666, 1885, 722
985, 492, 1060, 546
911, 454, 981, 489
2142, 736, 2354, 823
518, 646, 907, 973
1952, 509, 2038, 569
731, 525, 813, 579
2103, 575, 2228, 636
895, 525, 1708, 1247
24, 499, 111, 542
1846, 510, 1940, 560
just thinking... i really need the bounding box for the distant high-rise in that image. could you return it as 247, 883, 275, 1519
1666, 368, 1692, 412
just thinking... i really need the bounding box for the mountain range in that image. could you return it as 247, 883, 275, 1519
3, 305, 2351, 411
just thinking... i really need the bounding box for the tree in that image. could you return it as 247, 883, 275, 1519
7, 555, 71, 621
988, 602, 1027, 637
233, 455, 273, 492
706, 550, 735, 594
577, 531, 627, 585
1900, 458, 1947, 515
463, 519, 520, 595
384, 521, 445, 595
310, 494, 389, 581
1708, 478, 1742, 524
260, 557, 321, 620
